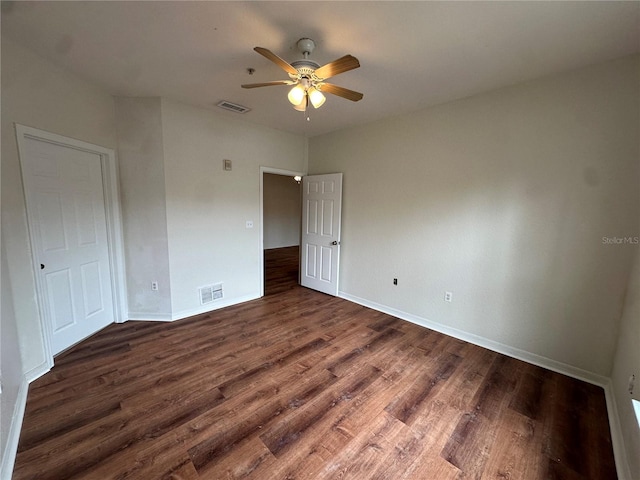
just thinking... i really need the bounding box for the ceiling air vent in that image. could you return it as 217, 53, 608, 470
216, 101, 251, 114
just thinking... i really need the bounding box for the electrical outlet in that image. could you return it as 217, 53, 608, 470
151, 281, 158, 291
444, 291, 453, 303
393, 278, 398, 285
246, 220, 254, 229
629, 374, 636, 395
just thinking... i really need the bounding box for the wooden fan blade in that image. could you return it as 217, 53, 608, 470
319, 83, 364, 102
254, 47, 299, 76
314, 55, 360, 80
242, 81, 294, 89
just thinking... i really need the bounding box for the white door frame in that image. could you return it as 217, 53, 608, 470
16, 124, 128, 367
259, 166, 305, 297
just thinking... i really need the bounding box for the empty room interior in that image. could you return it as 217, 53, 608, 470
1, 2, 639, 479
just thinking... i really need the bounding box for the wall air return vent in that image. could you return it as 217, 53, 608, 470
199, 283, 223, 305
216, 101, 251, 114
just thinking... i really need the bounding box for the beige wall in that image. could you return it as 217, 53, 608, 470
115, 97, 172, 318
0, 235, 23, 470
1, 36, 118, 375
309, 55, 639, 377
114, 98, 307, 319
160, 99, 306, 318
263, 173, 301, 249
611, 240, 640, 478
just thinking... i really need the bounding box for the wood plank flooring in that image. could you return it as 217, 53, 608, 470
13, 246, 617, 479
264, 246, 300, 296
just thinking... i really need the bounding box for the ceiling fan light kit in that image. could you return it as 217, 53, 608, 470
293, 96, 309, 112
307, 87, 326, 108
242, 37, 363, 113
287, 80, 308, 106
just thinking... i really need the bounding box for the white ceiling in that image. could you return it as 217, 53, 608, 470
2, 1, 639, 137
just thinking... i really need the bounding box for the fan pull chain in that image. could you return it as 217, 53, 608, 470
301, 102, 311, 122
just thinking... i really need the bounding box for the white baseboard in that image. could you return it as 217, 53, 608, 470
1, 377, 29, 480
169, 294, 260, 322
127, 312, 173, 322
24, 359, 52, 384
339, 291, 607, 386
603, 380, 633, 480
338, 291, 633, 477
2, 361, 52, 479
126, 294, 261, 323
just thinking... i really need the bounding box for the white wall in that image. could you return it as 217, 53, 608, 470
611, 244, 640, 478
115, 97, 172, 318
263, 173, 301, 249
160, 99, 306, 318
308, 55, 639, 377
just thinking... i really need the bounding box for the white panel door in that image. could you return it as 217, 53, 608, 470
301, 173, 342, 296
21, 136, 114, 354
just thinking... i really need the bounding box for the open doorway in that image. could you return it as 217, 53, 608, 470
261, 169, 303, 296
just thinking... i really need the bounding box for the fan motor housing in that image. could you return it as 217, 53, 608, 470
291, 59, 320, 76
289, 59, 321, 83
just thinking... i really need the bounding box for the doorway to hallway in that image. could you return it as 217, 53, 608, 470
261, 169, 302, 296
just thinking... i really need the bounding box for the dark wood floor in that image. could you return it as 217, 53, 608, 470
264, 246, 300, 296
14, 246, 617, 479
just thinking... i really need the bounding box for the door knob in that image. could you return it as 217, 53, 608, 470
331, 241, 340, 246
40, 263, 45, 270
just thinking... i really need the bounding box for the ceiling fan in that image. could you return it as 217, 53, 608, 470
242, 38, 363, 111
